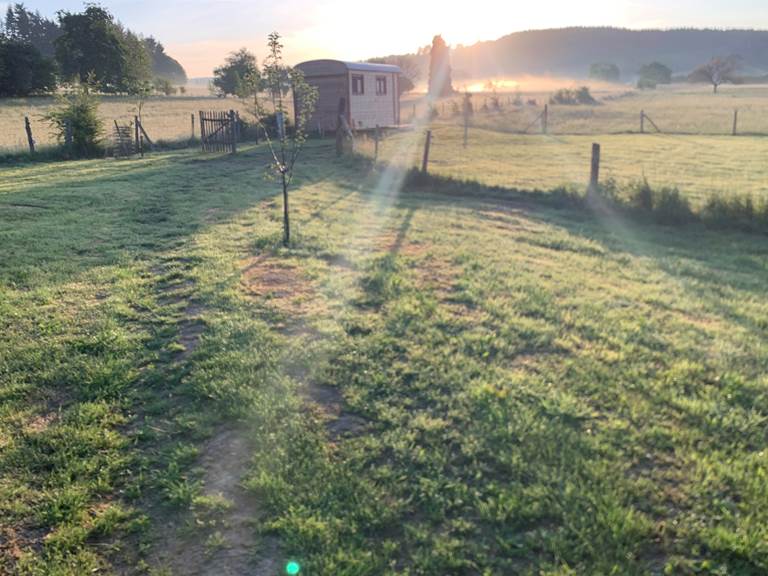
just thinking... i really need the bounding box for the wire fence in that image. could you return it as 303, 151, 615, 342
400, 90, 768, 137
358, 121, 768, 208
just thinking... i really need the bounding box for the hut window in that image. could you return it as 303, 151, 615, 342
352, 74, 365, 95
376, 76, 387, 95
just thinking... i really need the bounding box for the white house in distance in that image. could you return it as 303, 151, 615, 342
295, 60, 401, 132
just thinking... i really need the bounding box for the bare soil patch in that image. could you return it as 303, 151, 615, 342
147, 429, 274, 576
241, 255, 316, 315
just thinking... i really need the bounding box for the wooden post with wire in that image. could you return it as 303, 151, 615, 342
732, 109, 738, 136
589, 143, 601, 192
134, 116, 140, 155
422, 130, 432, 174
64, 119, 73, 155
191, 113, 195, 141
229, 110, 238, 154
462, 92, 472, 148
542, 104, 549, 134
640, 110, 645, 134
24, 117, 35, 154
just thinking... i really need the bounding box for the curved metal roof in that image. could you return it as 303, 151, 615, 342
296, 59, 402, 75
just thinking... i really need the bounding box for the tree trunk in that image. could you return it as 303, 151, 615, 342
282, 171, 290, 246
713, 83, 718, 94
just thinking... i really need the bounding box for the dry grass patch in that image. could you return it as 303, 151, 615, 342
241, 255, 316, 315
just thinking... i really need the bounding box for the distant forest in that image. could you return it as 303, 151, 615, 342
0, 2, 187, 97
378, 28, 768, 84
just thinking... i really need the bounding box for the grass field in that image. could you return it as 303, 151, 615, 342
403, 84, 768, 135
0, 95, 250, 152
1, 140, 768, 575
369, 126, 768, 207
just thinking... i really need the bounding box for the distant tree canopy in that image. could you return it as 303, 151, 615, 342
2, 2, 61, 58
144, 37, 187, 84
0, 38, 56, 96
428, 35, 454, 98
637, 62, 672, 89
367, 55, 419, 93
0, 3, 187, 96
213, 48, 260, 97
55, 5, 152, 93
689, 56, 742, 93
589, 62, 620, 82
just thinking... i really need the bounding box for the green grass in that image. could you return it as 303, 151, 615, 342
371, 125, 768, 207
1, 139, 768, 575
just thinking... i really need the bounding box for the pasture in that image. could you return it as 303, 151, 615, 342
372, 127, 768, 206
1, 137, 767, 575
0, 95, 250, 152
404, 83, 768, 135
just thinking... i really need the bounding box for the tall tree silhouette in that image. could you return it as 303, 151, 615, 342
428, 35, 454, 98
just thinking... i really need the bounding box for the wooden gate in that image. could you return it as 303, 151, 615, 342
199, 110, 238, 153
113, 120, 135, 158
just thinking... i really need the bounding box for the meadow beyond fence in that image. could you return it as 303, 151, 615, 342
402, 83, 768, 135
0, 95, 252, 153
370, 126, 768, 208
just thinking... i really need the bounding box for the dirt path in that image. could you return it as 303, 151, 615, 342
135, 258, 279, 575
147, 429, 277, 576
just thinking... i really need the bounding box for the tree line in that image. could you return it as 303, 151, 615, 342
0, 3, 187, 98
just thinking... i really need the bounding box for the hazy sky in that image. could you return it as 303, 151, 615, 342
7, 1, 768, 76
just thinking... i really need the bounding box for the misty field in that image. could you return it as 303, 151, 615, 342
2, 139, 767, 575
404, 83, 768, 135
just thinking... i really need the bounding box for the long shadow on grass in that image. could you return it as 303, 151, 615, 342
394, 171, 768, 321
0, 142, 344, 286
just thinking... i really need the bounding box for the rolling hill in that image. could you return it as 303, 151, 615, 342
383, 28, 768, 82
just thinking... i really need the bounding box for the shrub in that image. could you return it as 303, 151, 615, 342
638, 62, 672, 88
550, 87, 598, 106
652, 187, 694, 224
628, 179, 653, 211
625, 179, 694, 224
701, 194, 768, 231
637, 78, 657, 90
45, 83, 103, 158
154, 77, 177, 96
589, 62, 620, 82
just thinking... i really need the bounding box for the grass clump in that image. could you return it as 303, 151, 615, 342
550, 86, 598, 105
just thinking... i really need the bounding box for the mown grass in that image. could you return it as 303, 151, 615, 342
1, 138, 768, 575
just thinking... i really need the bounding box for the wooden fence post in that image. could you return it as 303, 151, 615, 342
24, 117, 35, 154
542, 104, 548, 134
65, 119, 73, 152
229, 110, 237, 153
732, 109, 738, 136
640, 110, 645, 134
463, 93, 470, 148
134, 116, 140, 154
589, 143, 601, 191
421, 130, 432, 174
191, 113, 195, 140
199, 111, 205, 151
374, 124, 380, 163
